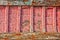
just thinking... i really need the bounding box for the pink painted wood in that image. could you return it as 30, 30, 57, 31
57, 7, 60, 32
0, 6, 60, 33
21, 6, 30, 32
46, 7, 57, 32
33, 7, 43, 32
46, 7, 54, 32
9, 6, 20, 33
0, 6, 8, 33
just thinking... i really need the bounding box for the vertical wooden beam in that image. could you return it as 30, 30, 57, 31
0, 6, 8, 33
30, 6, 33, 32
20, 6, 22, 32
42, 7, 46, 32
21, 6, 30, 32
56, 7, 60, 32
8, 6, 21, 33
53, 7, 57, 32
17, 6, 21, 33
3, 6, 8, 33
19, 6, 22, 32
46, 7, 53, 32
33, 7, 43, 32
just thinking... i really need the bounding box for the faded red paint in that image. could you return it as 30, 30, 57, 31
9, 6, 20, 33
21, 6, 30, 32
46, 8, 55, 32
33, 7, 43, 32
0, 6, 8, 33
57, 7, 60, 32
0, 6, 60, 33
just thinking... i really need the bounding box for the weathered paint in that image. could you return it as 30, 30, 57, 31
8, 6, 20, 33
33, 7, 43, 32
0, 6, 60, 33
57, 7, 60, 32
46, 7, 56, 32
21, 6, 30, 32
0, 6, 8, 33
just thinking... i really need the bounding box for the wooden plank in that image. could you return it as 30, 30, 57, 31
33, 7, 42, 32
8, 6, 21, 33
0, 6, 8, 33
30, 7, 34, 32
57, 7, 60, 32
42, 7, 46, 32
53, 7, 57, 32
21, 6, 30, 32
46, 7, 56, 32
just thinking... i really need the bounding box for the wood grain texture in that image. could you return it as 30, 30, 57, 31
0, 6, 60, 33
